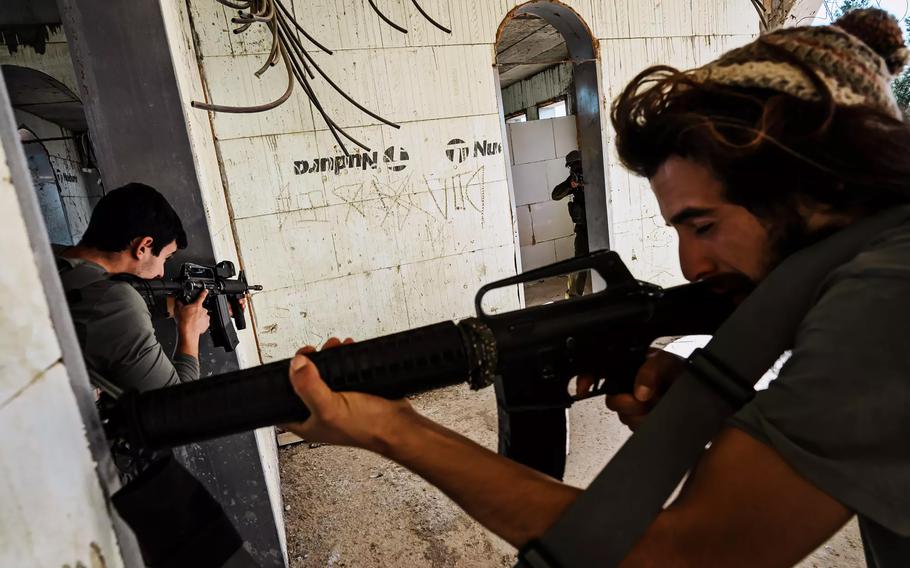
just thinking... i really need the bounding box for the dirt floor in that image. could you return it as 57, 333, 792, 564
279, 276, 865, 567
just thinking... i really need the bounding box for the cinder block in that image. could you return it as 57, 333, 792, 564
555, 234, 577, 261
509, 119, 556, 165
552, 116, 579, 158
516, 205, 533, 246
511, 161, 550, 207
520, 242, 556, 271
530, 200, 574, 242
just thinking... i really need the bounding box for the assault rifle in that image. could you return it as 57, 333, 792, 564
111, 251, 740, 449
125, 260, 262, 352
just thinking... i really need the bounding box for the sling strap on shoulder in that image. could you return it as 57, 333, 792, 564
519, 207, 910, 567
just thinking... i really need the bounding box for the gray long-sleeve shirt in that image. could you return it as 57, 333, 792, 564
57, 257, 198, 392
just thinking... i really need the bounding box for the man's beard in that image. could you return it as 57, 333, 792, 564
761, 208, 843, 278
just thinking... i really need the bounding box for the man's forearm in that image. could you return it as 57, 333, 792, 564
176, 333, 199, 359
382, 411, 581, 548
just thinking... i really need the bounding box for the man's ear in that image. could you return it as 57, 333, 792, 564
130, 236, 155, 259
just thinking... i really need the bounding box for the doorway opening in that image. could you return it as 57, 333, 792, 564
495, 2, 609, 307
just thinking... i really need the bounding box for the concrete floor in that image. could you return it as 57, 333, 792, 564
279, 274, 865, 567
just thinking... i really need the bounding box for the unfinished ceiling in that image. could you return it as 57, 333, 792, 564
497, 14, 569, 88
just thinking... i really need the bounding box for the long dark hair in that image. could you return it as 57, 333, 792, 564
610, 63, 910, 221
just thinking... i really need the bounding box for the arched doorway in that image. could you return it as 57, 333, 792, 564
495, 2, 609, 306
492, 2, 609, 479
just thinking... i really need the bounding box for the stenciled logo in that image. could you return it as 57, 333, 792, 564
294, 145, 409, 176
445, 139, 471, 163
444, 138, 502, 162
383, 146, 409, 172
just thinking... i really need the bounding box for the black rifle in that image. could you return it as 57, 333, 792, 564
112, 251, 739, 450
125, 260, 262, 352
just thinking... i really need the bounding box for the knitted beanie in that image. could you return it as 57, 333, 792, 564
688, 8, 909, 119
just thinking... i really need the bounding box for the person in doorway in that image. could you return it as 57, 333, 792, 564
283, 9, 910, 566
57, 183, 210, 394
551, 149, 589, 297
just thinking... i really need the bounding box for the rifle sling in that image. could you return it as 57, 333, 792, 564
518, 206, 910, 567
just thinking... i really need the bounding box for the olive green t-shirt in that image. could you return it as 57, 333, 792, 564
730, 221, 910, 567
57, 257, 199, 392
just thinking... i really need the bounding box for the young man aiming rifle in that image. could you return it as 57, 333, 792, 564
283, 9, 910, 566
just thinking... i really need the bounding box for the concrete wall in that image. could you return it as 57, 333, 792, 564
180, 1, 756, 367
0, 100, 123, 568
502, 63, 573, 118
508, 115, 578, 270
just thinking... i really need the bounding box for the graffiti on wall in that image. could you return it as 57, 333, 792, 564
281, 135, 499, 230
293, 137, 501, 177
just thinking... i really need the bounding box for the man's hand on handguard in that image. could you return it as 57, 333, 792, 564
284, 337, 416, 452
577, 348, 686, 431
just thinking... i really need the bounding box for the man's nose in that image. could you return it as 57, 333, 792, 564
678, 238, 717, 282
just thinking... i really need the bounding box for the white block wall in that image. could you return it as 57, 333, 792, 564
508, 115, 578, 270
0, 118, 123, 568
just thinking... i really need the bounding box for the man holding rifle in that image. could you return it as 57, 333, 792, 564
284, 10, 910, 566
59, 183, 261, 567
57, 183, 211, 393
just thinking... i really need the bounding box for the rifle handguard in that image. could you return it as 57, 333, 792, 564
116, 321, 477, 449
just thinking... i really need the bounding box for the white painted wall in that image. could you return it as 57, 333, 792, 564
508, 115, 578, 270
0, 114, 123, 568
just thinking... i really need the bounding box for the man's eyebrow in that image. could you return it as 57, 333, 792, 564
668, 207, 714, 226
